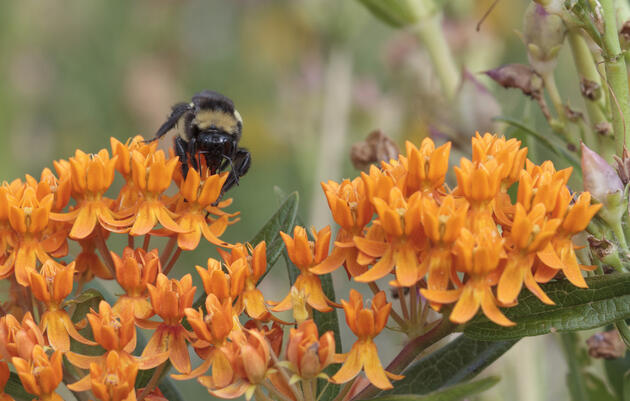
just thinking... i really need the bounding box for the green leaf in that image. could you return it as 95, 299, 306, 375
65, 288, 104, 308
374, 335, 516, 396
623, 370, 630, 401
464, 273, 630, 340
494, 116, 581, 173
356, 0, 424, 28
252, 191, 299, 283
370, 376, 500, 401
605, 352, 630, 398
158, 376, 185, 401
69, 288, 104, 356
4, 372, 32, 401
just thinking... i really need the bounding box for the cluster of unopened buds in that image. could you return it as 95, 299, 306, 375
0, 133, 601, 400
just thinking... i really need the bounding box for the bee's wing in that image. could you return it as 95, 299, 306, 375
151, 102, 193, 140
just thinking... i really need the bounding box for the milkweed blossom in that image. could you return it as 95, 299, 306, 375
0, 133, 601, 400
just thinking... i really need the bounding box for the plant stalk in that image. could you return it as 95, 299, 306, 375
600, 0, 630, 154
414, 13, 460, 100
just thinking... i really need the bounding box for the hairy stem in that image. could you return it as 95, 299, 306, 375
600, 0, 630, 154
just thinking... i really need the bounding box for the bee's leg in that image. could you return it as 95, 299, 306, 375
147, 102, 192, 142
174, 136, 190, 178
187, 137, 199, 172
220, 148, 251, 195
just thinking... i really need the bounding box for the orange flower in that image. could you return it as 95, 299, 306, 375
214, 242, 272, 320
353, 188, 424, 286
420, 195, 468, 293
403, 138, 451, 196
140, 273, 195, 373
454, 157, 502, 207
0, 186, 55, 285
422, 224, 513, 326
198, 329, 272, 400
110, 136, 157, 211
497, 204, 561, 305
66, 301, 165, 393
29, 261, 96, 351
88, 351, 138, 401
12, 345, 64, 401
50, 149, 132, 239
129, 150, 183, 236
112, 247, 160, 320
286, 320, 335, 379
174, 294, 237, 381
272, 226, 336, 313
471, 133, 528, 189
332, 290, 401, 390
311, 178, 372, 277
535, 191, 602, 286
0, 362, 15, 401
173, 168, 232, 249
0, 313, 45, 361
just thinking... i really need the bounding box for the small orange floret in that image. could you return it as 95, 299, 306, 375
12, 345, 64, 401
332, 290, 400, 390
287, 320, 336, 379
112, 247, 160, 320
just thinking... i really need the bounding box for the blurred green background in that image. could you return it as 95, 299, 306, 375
0, 1, 590, 400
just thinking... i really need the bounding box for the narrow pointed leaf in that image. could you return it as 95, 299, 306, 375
465, 273, 630, 340
370, 376, 500, 401
252, 191, 299, 283
374, 335, 516, 396
494, 116, 581, 172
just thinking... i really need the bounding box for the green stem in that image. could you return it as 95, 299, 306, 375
615, 320, 630, 349
600, 0, 630, 155
612, 220, 629, 251
567, 28, 609, 150
559, 332, 590, 401
137, 362, 168, 401
414, 13, 460, 100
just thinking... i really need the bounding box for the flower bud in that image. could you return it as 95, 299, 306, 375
582, 143, 626, 227
523, 3, 567, 75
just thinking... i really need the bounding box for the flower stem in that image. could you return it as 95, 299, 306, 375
331, 377, 356, 401
255, 386, 274, 401
615, 320, 630, 349
128, 234, 135, 249
397, 287, 409, 320
94, 227, 115, 276
163, 247, 182, 276
600, 0, 630, 155
567, 28, 608, 151
303, 379, 316, 401
409, 284, 418, 324
160, 236, 178, 267
262, 381, 295, 401
137, 361, 168, 401
142, 234, 151, 251
413, 13, 459, 100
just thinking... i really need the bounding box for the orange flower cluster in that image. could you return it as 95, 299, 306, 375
0, 133, 602, 401
310, 133, 600, 327
0, 136, 239, 400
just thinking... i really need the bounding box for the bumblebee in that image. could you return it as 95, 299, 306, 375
150, 90, 251, 196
